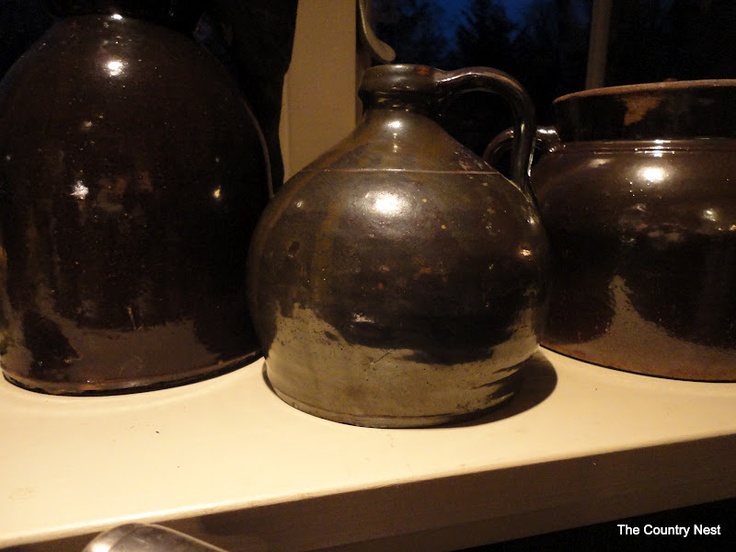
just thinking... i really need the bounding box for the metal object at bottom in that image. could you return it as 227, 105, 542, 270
83, 523, 227, 552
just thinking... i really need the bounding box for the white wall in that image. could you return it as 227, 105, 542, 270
280, 0, 358, 180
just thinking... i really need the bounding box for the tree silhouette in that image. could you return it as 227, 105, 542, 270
606, 0, 736, 85
512, 0, 591, 122
372, 0, 449, 67
451, 0, 517, 70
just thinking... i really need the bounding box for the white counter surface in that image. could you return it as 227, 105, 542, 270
2, 348, 735, 551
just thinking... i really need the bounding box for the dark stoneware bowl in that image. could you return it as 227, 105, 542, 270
534, 80, 736, 381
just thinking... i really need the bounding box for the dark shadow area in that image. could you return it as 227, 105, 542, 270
447, 350, 558, 427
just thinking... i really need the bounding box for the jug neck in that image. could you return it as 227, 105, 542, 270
361, 98, 436, 121
304, 101, 491, 174
358, 64, 440, 116
357, 103, 445, 143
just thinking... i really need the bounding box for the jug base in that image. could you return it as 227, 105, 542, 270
266, 367, 523, 429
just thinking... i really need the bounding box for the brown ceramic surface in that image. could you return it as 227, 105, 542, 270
554, 79, 736, 141
534, 80, 736, 381
0, 9, 269, 394
247, 64, 549, 427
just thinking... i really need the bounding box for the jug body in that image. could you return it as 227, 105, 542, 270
533, 80, 736, 381
247, 64, 549, 427
0, 2, 270, 394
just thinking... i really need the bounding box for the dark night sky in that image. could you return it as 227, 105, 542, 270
440, 0, 537, 26
436, 0, 538, 44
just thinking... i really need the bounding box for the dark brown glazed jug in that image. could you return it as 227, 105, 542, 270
0, 1, 270, 394
527, 80, 736, 381
247, 64, 549, 428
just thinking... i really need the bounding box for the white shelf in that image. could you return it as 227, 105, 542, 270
2, 348, 735, 551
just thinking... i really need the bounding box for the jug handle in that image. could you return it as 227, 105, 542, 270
435, 67, 536, 200
483, 125, 561, 177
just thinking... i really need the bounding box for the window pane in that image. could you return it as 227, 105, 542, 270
371, 0, 736, 155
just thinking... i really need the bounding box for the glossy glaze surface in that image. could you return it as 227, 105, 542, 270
0, 12, 269, 394
535, 82, 736, 381
247, 65, 549, 427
